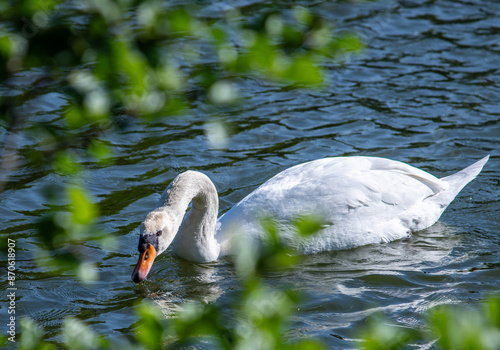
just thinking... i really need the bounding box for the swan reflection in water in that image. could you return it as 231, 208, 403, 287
144, 259, 228, 317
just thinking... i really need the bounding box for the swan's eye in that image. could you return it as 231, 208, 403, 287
156, 230, 162, 237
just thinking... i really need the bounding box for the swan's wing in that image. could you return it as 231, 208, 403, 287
217, 157, 448, 253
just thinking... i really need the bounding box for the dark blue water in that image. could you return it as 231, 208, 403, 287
1, 0, 499, 348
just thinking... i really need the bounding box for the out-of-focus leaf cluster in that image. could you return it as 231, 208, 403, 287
428, 296, 500, 350
33, 181, 104, 282
150, 216, 326, 349
361, 295, 500, 350
13, 216, 326, 349
0, 0, 363, 282
0, 0, 362, 278
1, 0, 362, 123
14, 212, 500, 349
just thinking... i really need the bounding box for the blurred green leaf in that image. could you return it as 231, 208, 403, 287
77, 261, 99, 283
111, 39, 148, 98
285, 55, 323, 86
36, 212, 68, 250
64, 106, 88, 129
205, 118, 230, 149
289, 339, 325, 350
292, 6, 313, 26
486, 296, 500, 329
359, 296, 500, 350
293, 214, 327, 237
168, 8, 194, 36
67, 185, 98, 225
0, 34, 11, 57
265, 14, 284, 38
253, 216, 299, 271
428, 300, 500, 350
360, 314, 417, 350
25, 0, 58, 14
249, 34, 276, 71
211, 26, 227, 45
135, 303, 169, 350
233, 227, 259, 279
52, 151, 83, 176
174, 302, 227, 344
63, 317, 108, 350
331, 33, 364, 53
18, 318, 55, 350
88, 139, 112, 164
209, 80, 240, 105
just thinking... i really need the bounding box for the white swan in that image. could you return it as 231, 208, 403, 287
132, 155, 489, 283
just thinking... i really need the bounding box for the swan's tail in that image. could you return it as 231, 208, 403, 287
435, 155, 489, 208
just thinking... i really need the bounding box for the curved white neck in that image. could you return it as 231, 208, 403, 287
157, 171, 220, 262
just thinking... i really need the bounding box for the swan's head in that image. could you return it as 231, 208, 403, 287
131, 210, 177, 283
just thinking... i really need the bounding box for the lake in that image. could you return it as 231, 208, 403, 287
1, 0, 499, 348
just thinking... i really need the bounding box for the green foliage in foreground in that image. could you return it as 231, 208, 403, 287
362, 296, 500, 350
10, 218, 326, 350
1, 0, 362, 279
8, 216, 500, 349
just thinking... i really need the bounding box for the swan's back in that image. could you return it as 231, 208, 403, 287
216, 156, 488, 255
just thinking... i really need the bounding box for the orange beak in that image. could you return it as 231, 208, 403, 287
131, 243, 157, 283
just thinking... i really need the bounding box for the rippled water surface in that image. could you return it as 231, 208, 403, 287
1, 0, 499, 348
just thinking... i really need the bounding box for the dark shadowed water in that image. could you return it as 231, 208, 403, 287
1, 0, 499, 348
